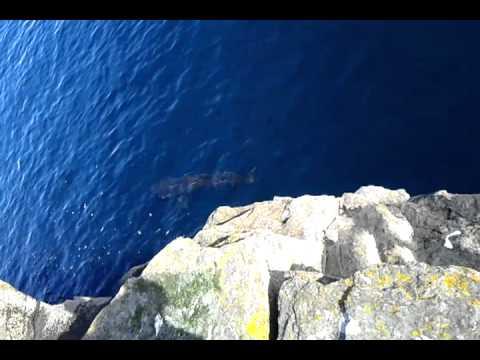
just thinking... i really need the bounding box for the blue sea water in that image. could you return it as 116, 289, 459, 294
1, 20, 480, 303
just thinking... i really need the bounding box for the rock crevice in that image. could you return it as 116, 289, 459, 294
337, 276, 355, 340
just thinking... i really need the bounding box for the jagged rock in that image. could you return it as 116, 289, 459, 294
235, 231, 325, 273
277, 271, 350, 340
340, 185, 410, 211
324, 203, 416, 278
193, 199, 290, 247
83, 237, 271, 340
282, 186, 412, 280
231, 231, 327, 339
194, 195, 338, 247
0, 281, 110, 340
56, 296, 111, 339
278, 262, 480, 340
118, 262, 149, 286
195, 186, 417, 282
401, 190, 480, 271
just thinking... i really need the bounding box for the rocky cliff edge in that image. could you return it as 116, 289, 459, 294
2, 186, 480, 340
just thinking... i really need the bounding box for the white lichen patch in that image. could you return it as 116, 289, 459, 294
344, 318, 362, 338
444, 231, 461, 249
154, 313, 163, 337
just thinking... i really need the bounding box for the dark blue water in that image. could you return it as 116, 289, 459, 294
1, 20, 480, 303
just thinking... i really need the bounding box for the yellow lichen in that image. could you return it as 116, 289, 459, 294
399, 287, 414, 301
411, 329, 421, 337
443, 274, 471, 297
343, 278, 353, 287
427, 274, 439, 284
424, 323, 434, 332
470, 298, 480, 307
440, 332, 452, 340
375, 320, 390, 337
395, 272, 413, 283
389, 304, 400, 315
363, 304, 374, 315
377, 275, 393, 288
245, 308, 269, 340
469, 272, 480, 284
0, 282, 10, 290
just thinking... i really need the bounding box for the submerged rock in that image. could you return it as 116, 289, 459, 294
278, 262, 480, 340
0, 281, 109, 340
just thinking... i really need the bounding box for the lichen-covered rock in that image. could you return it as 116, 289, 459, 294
278, 262, 480, 340
0, 281, 109, 340
277, 271, 350, 340
83, 237, 270, 340
231, 231, 328, 339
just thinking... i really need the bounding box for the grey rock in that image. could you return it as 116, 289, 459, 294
278, 262, 480, 340
317, 186, 415, 279
401, 191, 480, 271
194, 186, 416, 282
119, 262, 149, 286
0, 281, 110, 340
233, 231, 327, 339
277, 270, 346, 340
340, 185, 410, 211
194, 195, 339, 247
324, 203, 416, 279
56, 296, 111, 339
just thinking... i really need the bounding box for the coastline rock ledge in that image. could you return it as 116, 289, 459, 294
2, 186, 480, 340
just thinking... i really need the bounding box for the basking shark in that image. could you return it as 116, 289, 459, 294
151, 168, 256, 200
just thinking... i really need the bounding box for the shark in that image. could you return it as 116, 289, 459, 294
151, 168, 256, 201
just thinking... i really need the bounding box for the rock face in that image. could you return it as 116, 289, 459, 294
0, 281, 110, 340
401, 190, 480, 271
84, 237, 271, 340
2, 185, 480, 340
278, 262, 480, 340
193, 194, 339, 249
